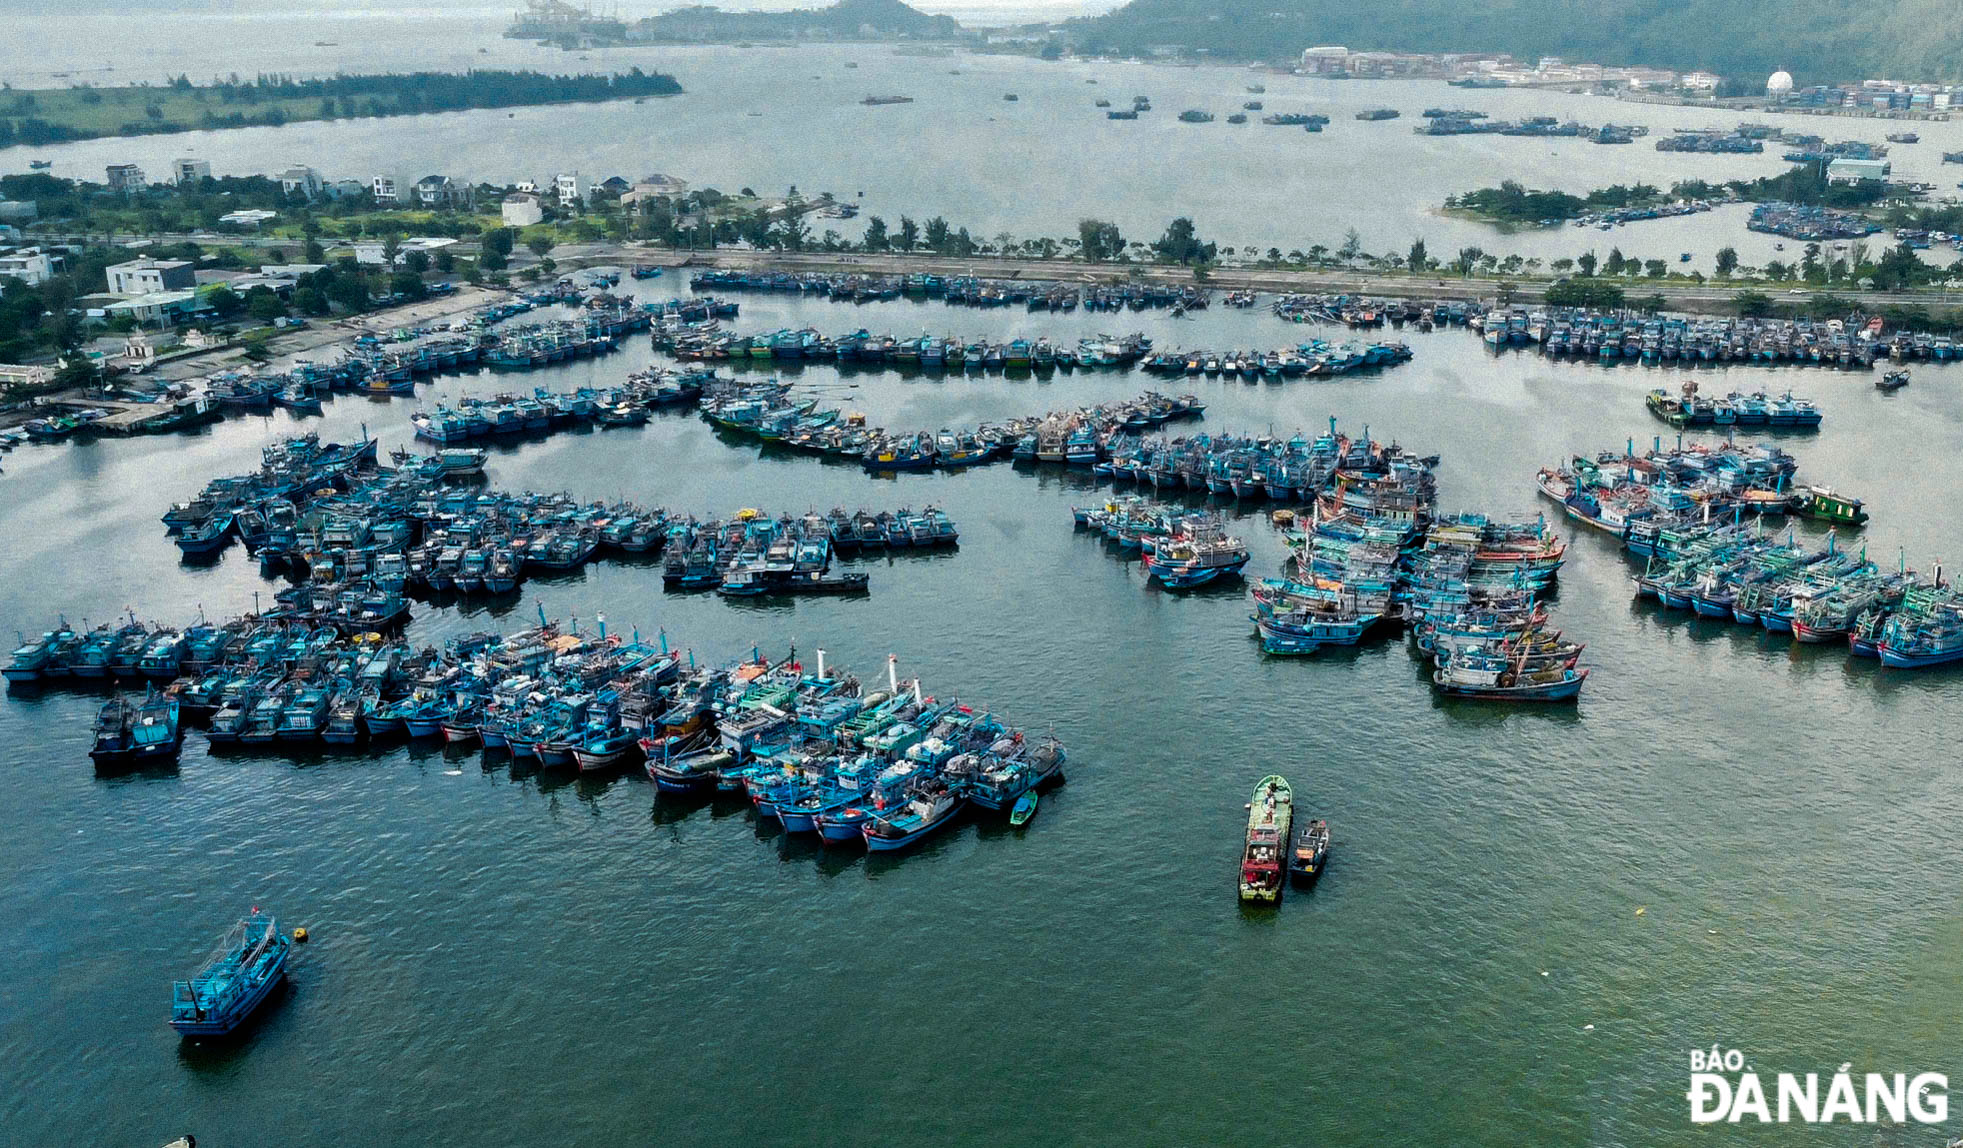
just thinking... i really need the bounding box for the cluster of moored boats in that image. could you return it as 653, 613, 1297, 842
1476, 309, 1921, 368
1136, 340, 1413, 379
1643, 382, 1823, 430
210, 299, 654, 412
1538, 439, 1868, 540
659, 325, 1156, 371
165, 430, 919, 600
410, 368, 712, 442
1531, 443, 1957, 666
1070, 499, 1251, 589
1263, 497, 1585, 700
12, 614, 1067, 845
1072, 421, 1588, 697
658, 506, 956, 595
687, 270, 1210, 313
1090, 419, 1435, 504
700, 377, 1205, 473
1622, 523, 1959, 660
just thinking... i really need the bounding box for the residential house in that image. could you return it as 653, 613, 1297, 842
0, 247, 62, 286
105, 163, 146, 190
554, 171, 587, 208
372, 174, 399, 205
501, 192, 545, 227
412, 175, 474, 209
172, 157, 211, 186
103, 290, 208, 327
107, 258, 196, 296
277, 165, 324, 200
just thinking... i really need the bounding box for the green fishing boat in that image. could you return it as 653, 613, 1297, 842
1009, 790, 1038, 826
1788, 485, 1868, 527
1238, 775, 1293, 903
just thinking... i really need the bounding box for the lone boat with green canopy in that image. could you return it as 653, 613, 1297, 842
1238, 775, 1293, 903
1009, 790, 1038, 826
1788, 485, 1868, 527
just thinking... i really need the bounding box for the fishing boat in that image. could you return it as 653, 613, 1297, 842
1289, 817, 1329, 885
1239, 776, 1292, 903
1788, 485, 1867, 527
168, 910, 291, 1037
1876, 369, 1910, 391
93, 689, 184, 767
1009, 790, 1039, 826
861, 778, 965, 851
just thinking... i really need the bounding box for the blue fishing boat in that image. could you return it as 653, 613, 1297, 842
861, 779, 965, 851
169, 910, 291, 1037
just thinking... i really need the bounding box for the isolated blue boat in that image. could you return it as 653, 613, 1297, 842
169, 911, 291, 1037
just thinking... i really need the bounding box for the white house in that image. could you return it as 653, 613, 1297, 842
276, 165, 323, 200
105, 163, 146, 190
0, 247, 62, 286
554, 171, 586, 208
413, 175, 474, 209
171, 158, 211, 186
502, 193, 544, 227
372, 174, 399, 205
107, 258, 196, 296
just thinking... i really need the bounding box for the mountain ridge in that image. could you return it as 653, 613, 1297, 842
1062, 0, 1960, 86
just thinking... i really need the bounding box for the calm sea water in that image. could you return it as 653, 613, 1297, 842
4, 278, 1963, 1145
8, 18, 1963, 274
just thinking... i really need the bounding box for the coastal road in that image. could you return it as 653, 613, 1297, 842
551, 244, 1963, 314
59, 230, 1963, 313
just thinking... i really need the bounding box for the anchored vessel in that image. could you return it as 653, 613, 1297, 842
169, 910, 291, 1037
1239, 776, 1293, 903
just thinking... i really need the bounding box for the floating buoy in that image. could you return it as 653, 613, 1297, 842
1583, 1024, 1595, 1031
1634, 906, 1646, 916
292, 927, 309, 943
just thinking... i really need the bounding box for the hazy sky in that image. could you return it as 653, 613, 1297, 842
52, 0, 1114, 17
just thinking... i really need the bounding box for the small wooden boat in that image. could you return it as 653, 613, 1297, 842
1009, 790, 1038, 826
1876, 369, 1910, 392
1289, 818, 1329, 885
1239, 775, 1292, 903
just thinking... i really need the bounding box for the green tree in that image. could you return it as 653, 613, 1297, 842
1152, 217, 1215, 265
862, 216, 889, 252
525, 233, 555, 259
1338, 228, 1362, 267
1078, 218, 1125, 261
923, 215, 951, 252
1714, 246, 1739, 277
896, 216, 919, 252
1734, 289, 1774, 317
1577, 251, 1598, 277
404, 249, 430, 274
1644, 259, 1668, 278
1407, 237, 1428, 274
205, 286, 244, 318
245, 286, 284, 324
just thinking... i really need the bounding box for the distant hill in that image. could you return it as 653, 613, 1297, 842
634, 0, 961, 43
1064, 0, 1959, 85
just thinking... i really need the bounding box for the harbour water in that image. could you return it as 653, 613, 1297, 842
10, 17, 1963, 274
5, 278, 1963, 1144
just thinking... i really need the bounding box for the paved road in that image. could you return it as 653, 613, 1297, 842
60, 231, 1963, 313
